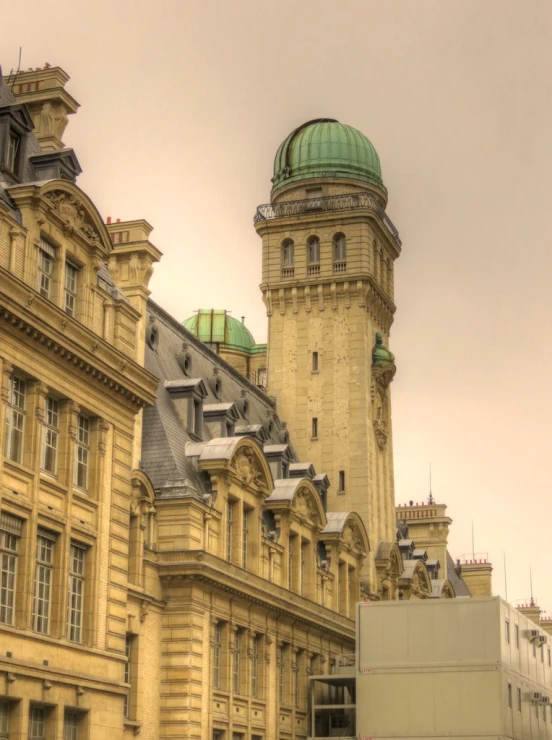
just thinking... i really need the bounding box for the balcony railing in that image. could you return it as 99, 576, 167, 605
254, 192, 401, 247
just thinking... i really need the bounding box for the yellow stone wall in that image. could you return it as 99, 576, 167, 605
256, 178, 400, 592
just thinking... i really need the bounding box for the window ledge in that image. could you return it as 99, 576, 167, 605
123, 719, 142, 735
310, 437, 318, 441
337, 489, 346, 496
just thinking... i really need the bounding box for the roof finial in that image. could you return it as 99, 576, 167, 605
427, 462, 434, 504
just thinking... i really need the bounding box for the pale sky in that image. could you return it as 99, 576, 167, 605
4, 0, 552, 611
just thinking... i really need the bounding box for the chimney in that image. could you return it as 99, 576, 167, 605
459, 559, 493, 597
518, 602, 542, 627
10, 66, 79, 152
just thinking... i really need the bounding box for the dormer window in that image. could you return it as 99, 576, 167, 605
6, 132, 20, 173
164, 378, 208, 442
203, 402, 239, 438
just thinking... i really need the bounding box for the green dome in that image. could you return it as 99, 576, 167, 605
183, 310, 260, 353
272, 118, 385, 195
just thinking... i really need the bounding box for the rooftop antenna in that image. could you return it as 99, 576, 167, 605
427, 462, 434, 504
471, 520, 475, 561
8, 47, 22, 89
530, 566, 534, 607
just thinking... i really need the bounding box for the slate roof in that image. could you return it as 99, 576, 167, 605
446, 551, 472, 597
321, 511, 349, 534
141, 299, 294, 493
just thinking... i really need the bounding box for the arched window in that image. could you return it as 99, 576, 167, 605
307, 236, 320, 276
307, 237, 320, 264
333, 233, 346, 273
282, 239, 294, 266
281, 239, 295, 278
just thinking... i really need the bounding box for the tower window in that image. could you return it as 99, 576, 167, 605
338, 470, 345, 492
307, 236, 320, 264
311, 417, 318, 439
281, 239, 295, 278
333, 233, 347, 273
312, 352, 319, 372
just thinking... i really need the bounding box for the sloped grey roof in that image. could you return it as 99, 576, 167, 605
446, 551, 472, 597
141, 300, 293, 493
321, 511, 349, 534
265, 478, 301, 502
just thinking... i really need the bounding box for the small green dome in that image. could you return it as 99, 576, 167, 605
372, 332, 395, 367
183, 310, 257, 353
272, 118, 385, 196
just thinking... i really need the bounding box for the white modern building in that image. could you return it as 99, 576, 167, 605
355, 597, 552, 740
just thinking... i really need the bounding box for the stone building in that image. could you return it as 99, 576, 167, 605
0, 65, 484, 740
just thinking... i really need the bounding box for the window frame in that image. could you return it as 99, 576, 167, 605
333, 233, 347, 262
0, 526, 19, 626
507, 682, 512, 709
38, 240, 56, 300
41, 396, 60, 476
232, 629, 241, 694
64, 709, 80, 740
3, 375, 26, 464
281, 239, 294, 267
6, 131, 20, 173
64, 260, 79, 317
0, 700, 8, 739
251, 635, 259, 698
74, 415, 90, 491
311, 417, 318, 439
32, 530, 56, 635
29, 705, 46, 740
213, 622, 222, 690
307, 236, 320, 265
312, 351, 319, 372
67, 542, 86, 643
338, 470, 346, 492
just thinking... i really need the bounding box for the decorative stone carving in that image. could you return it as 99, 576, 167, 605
44, 190, 99, 241
232, 446, 264, 487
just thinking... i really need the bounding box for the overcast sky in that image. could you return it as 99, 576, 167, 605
4, 0, 552, 611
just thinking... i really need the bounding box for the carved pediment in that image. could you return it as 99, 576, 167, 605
44, 189, 100, 242
231, 446, 265, 489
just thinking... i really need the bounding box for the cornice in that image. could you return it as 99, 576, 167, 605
158, 549, 355, 641
0, 267, 158, 408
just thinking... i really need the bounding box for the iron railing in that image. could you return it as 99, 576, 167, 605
254, 192, 401, 247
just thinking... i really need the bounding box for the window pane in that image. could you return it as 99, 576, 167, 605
29, 706, 45, 740
64, 710, 79, 740
67, 544, 85, 642
4, 376, 26, 463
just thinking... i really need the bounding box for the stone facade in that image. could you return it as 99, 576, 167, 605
0, 68, 483, 740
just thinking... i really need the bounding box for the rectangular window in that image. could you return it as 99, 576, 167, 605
29, 706, 45, 740
311, 417, 318, 439
294, 653, 301, 707
542, 645, 545, 663
232, 630, 240, 694
300, 541, 306, 596
33, 530, 55, 634
242, 508, 248, 569
65, 262, 78, 317
278, 645, 285, 704
251, 635, 259, 698
312, 351, 319, 372
67, 543, 86, 642
64, 710, 79, 740
515, 624, 519, 649
288, 536, 294, 591
507, 682, 512, 709
226, 500, 233, 562
124, 634, 132, 718
533, 640, 537, 659
74, 415, 90, 490
41, 396, 59, 475
190, 398, 203, 436
0, 701, 8, 738
517, 687, 522, 712
505, 620, 510, 644
338, 470, 345, 492
0, 524, 19, 625
6, 131, 20, 173
213, 623, 221, 689
38, 241, 55, 299
3, 375, 26, 463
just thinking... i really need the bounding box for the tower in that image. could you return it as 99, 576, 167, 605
254, 119, 401, 591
